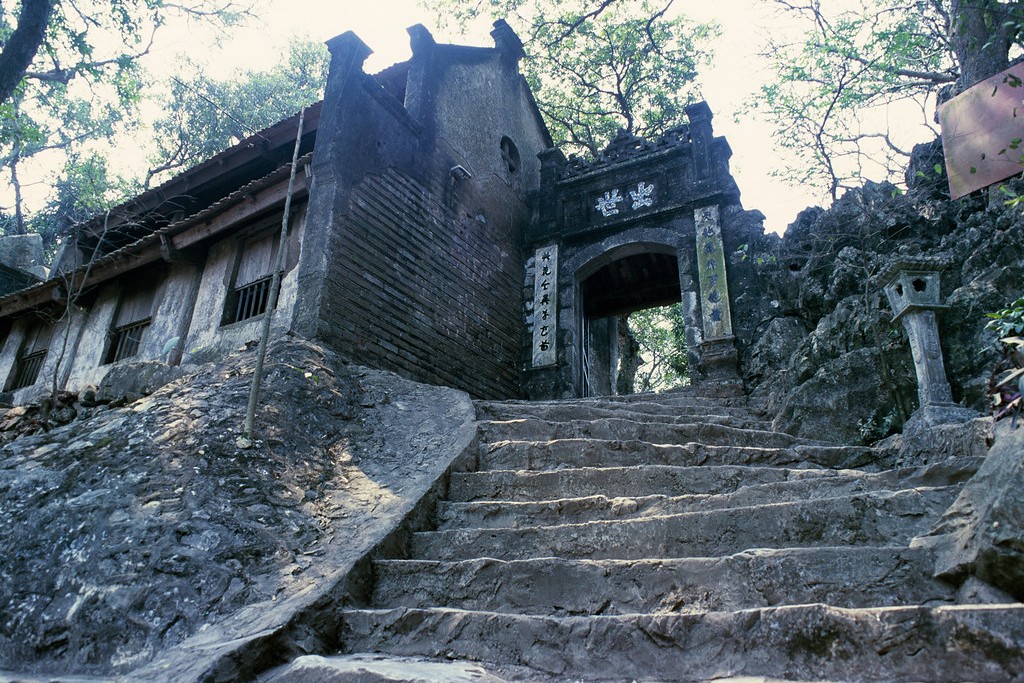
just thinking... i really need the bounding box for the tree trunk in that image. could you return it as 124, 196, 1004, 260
0, 0, 54, 104
9, 150, 26, 235
615, 315, 641, 395
950, 0, 1017, 89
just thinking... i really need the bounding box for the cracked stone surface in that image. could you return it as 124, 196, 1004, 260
0, 338, 476, 680
2, 352, 1023, 681
916, 422, 1024, 600
292, 390, 1024, 682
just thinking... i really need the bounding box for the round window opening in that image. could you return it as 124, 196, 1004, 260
500, 136, 520, 174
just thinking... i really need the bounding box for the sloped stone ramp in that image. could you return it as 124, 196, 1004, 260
262, 389, 1024, 682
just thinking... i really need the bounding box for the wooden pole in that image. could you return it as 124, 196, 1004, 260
242, 106, 305, 441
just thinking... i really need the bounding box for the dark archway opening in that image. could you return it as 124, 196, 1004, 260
579, 251, 685, 396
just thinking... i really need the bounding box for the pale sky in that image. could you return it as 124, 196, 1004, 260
135, 0, 825, 234
23, 0, 936, 235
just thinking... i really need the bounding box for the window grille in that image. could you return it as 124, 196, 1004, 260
103, 276, 158, 365
7, 320, 53, 391
105, 319, 150, 364
10, 350, 46, 391
230, 275, 275, 324
224, 229, 282, 326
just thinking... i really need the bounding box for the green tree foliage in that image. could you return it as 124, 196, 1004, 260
985, 298, 1024, 425
2, 71, 129, 235
31, 152, 132, 247
752, 0, 1024, 201
146, 39, 328, 186
0, 0, 248, 235
626, 303, 689, 392
425, 0, 717, 157
0, 0, 249, 104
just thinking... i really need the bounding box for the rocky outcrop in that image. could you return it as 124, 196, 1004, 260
0, 338, 476, 680
917, 422, 1024, 600
735, 154, 1024, 444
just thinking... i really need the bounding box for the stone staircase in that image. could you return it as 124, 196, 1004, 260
282, 390, 1024, 681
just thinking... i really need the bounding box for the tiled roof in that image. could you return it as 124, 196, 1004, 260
0, 152, 314, 312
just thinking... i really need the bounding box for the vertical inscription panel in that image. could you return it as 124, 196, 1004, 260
694, 205, 733, 339
532, 244, 558, 367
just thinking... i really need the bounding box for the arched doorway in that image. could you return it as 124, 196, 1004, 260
578, 250, 683, 396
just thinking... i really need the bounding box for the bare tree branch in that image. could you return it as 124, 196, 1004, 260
537, 0, 620, 47
822, 45, 956, 84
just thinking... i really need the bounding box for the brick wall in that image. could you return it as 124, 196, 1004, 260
319, 168, 524, 399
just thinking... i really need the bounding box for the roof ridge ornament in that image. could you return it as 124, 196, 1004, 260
556, 122, 694, 180
599, 128, 651, 162
491, 20, 526, 62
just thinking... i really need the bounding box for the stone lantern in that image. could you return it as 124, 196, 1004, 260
880, 256, 977, 433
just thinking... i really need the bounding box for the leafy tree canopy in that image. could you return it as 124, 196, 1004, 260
626, 303, 689, 392
425, 0, 718, 157
31, 151, 132, 246
146, 39, 327, 187
752, 0, 1024, 200
1, 0, 250, 103
0, 0, 249, 235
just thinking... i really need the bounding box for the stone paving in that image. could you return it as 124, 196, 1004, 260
264, 389, 1024, 682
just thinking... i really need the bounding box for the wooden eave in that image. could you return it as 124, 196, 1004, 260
75, 102, 323, 240
0, 153, 313, 318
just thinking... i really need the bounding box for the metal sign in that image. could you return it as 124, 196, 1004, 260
940, 64, 1024, 199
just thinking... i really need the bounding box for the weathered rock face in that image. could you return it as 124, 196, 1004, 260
916, 423, 1024, 600
0, 338, 476, 680
94, 360, 187, 404
735, 153, 1024, 444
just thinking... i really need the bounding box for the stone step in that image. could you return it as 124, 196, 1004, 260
449, 464, 819, 502
604, 391, 768, 412
536, 391, 771, 416
337, 604, 1024, 682
369, 547, 956, 615
493, 386, 725, 403
482, 411, 774, 434
259, 654, 511, 683
436, 481, 961, 529
409, 488, 955, 561
479, 438, 876, 471
475, 400, 765, 423
447, 458, 982, 503
477, 418, 802, 449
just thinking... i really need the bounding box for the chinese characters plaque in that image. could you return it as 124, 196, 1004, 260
593, 181, 656, 218
694, 205, 733, 339
531, 244, 558, 367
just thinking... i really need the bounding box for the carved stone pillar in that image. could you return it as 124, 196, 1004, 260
902, 309, 956, 407
530, 244, 558, 368
881, 257, 977, 433
694, 204, 741, 394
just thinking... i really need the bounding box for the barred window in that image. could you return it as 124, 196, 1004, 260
104, 281, 157, 364
225, 232, 280, 325
231, 275, 275, 323
7, 321, 53, 391
106, 319, 150, 364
